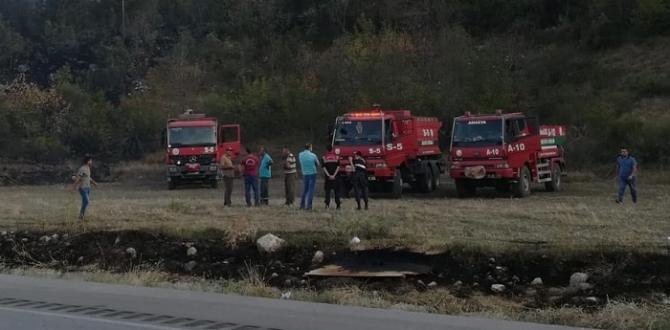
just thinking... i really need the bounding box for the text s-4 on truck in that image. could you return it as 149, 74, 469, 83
330, 106, 445, 198
449, 110, 566, 198
166, 110, 241, 190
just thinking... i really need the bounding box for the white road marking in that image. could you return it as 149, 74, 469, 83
0, 305, 187, 330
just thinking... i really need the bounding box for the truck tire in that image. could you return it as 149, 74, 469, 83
391, 169, 403, 199
414, 164, 431, 193
512, 166, 531, 198
455, 179, 475, 198
545, 164, 562, 192
429, 163, 440, 191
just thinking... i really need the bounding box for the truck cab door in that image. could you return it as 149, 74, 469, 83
218, 124, 241, 159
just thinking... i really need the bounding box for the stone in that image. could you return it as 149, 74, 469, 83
186, 246, 197, 257
585, 296, 599, 304
0, 231, 6, 236
39, 235, 51, 243
531, 277, 544, 286
280, 291, 292, 300
21, 238, 29, 243
491, 284, 506, 293
256, 233, 286, 254
311, 250, 324, 264
114, 236, 121, 245
427, 281, 438, 288
51, 234, 59, 241
77, 256, 85, 263
569, 272, 589, 287
578, 283, 594, 291
417, 280, 426, 287
270, 273, 279, 278
184, 260, 197, 272
125, 247, 137, 259
350, 236, 361, 245
453, 280, 463, 287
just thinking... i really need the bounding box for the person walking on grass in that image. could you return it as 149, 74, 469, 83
259, 146, 273, 205
282, 147, 297, 206
322, 145, 341, 209
239, 147, 260, 207
615, 147, 638, 204
220, 146, 235, 206
350, 151, 369, 210
298, 143, 320, 210
71, 155, 97, 220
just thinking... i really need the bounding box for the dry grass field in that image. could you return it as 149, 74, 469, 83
1, 173, 669, 254
1, 172, 670, 329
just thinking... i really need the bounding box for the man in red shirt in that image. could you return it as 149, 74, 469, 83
239, 147, 260, 207
322, 145, 341, 209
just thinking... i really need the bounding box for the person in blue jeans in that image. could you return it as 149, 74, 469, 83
239, 148, 260, 207
615, 148, 638, 204
71, 155, 97, 220
298, 143, 320, 210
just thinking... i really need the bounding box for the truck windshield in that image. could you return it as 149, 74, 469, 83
168, 126, 216, 147
333, 119, 383, 146
452, 119, 503, 147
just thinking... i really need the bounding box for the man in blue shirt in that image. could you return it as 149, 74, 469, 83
259, 146, 273, 205
615, 148, 638, 204
298, 143, 320, 210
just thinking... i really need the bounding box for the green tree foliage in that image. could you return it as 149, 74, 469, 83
0, 0, 669, 165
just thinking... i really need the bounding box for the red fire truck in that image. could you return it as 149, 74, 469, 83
448, 110, 566, 197
165, 110, 240, 189
330, 106, 445, 198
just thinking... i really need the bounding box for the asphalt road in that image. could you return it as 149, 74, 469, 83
0, 275, 589, 330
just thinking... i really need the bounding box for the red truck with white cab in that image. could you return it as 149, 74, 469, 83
330, 105, 445, 198
166, 110, 240, 189
449, 110, 566, 197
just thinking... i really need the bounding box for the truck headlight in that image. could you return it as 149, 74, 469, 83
495, 163, 509, 169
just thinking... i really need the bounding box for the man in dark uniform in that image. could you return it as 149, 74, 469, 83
615, 147, 638, 204
322, 145, 341, 209
350, 151, 368, 210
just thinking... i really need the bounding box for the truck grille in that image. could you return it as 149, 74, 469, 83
171, 155, 214, 165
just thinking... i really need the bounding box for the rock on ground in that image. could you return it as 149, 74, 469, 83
531, 277, 544, 286
184, 260, 197, 272
256, 234, 286, 254
125, 247, 137, 259
491, 284, 506, 293
569, 272, 589, 287
186, 246, 197, 257
311, 250, 324, 264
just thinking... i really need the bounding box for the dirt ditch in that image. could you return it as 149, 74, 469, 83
1, 229, 669, 310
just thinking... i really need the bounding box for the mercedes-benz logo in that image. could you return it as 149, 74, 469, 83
189, 156, 198, 163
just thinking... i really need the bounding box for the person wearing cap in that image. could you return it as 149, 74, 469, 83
220, 147, 235, 206
298, 143, 320, 210
350, 151, 369, 210
322, 145, 341, 209
615, 147, 638, 204
258, 146, 273, 205
282, 147, 297, 205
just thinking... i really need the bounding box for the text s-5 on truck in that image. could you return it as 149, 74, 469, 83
165, 110, 241, 190
449, 110, 566, 198
330, 106, 445, 198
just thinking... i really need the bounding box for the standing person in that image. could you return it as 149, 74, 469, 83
71, 155, 97, 220
322, 145, 341, 209
282, 147, 297, 206
615, 148, 638, 204
258, 146, 273, 205
298, 143, 320, 210
239, 147, 260, 207
220, 147, 235, 206
350, 151, 369, 210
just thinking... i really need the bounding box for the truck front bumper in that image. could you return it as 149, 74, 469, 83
449, 163, 516, 180
167, 165, 218, 181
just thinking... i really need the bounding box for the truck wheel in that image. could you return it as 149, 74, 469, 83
168, 179, 177, 190
430, 163, 440, 191
455, 179, 475, 198
391, 169, 403, 199
414, 164, 431, 193
545, 164, 562, 192
512, 166, 531, 198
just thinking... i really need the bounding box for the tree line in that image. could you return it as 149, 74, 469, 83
1, 0, 669, 165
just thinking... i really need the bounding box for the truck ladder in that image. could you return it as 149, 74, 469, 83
536, 159, 552, 183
